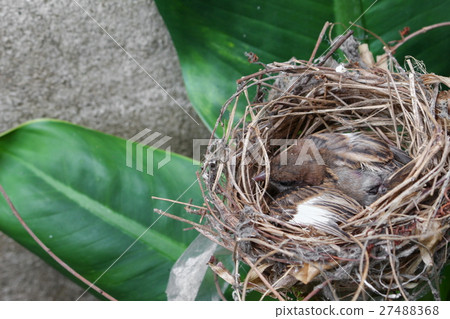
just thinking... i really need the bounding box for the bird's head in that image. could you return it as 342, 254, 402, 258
333, 166, 390, 206
253, 143, 335, 194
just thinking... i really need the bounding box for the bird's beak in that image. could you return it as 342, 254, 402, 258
253, 171, 267, 182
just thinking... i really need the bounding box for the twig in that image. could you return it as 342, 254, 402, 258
352, 22, 389, 49
308, 22, 331, 65
283, 30, 354, 95
347, 234, 370, 301
303, 279, 332, 301
241, 253, 285, 301
389, 22, 450, 53
377, 22, 450, 67
151, 196, 207, 210
317, 30, 354, 67
242, 249, 278, 299
196, 171, 237, 234
0, 184, 117, 301
386, 227, 409, 300
153, 208, 218, 236
236, 66, 299, 84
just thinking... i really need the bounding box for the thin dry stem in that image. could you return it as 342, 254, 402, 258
0, 184, 117, 301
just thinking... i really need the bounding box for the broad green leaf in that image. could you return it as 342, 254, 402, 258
0, 120, 202, 300
156, 0, 450, 133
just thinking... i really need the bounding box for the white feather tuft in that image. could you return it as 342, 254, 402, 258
289, 198, 334, 227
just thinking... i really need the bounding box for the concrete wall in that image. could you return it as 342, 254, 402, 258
0, 0, 210, 300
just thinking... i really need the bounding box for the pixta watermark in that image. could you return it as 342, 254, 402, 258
126, 128, 172, 175
127, 130, 325, 175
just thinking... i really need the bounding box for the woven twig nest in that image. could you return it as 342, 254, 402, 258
197, 45, 450, 300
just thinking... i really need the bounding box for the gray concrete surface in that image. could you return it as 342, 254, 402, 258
0, 0, 210, 300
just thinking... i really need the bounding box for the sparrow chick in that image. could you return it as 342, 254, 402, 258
255, 132, 411, 206
270, 186, 361, 238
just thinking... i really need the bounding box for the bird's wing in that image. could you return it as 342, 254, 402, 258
309, 132, 395, 169
269, 186, 361, 238
386, 159, 415, 189
389, 144, 412, 167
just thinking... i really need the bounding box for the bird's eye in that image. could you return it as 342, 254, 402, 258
368, 185, 380, 195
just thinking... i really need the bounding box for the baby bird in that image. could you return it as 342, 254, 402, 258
255, 132, 411, 206
270, 185, 361, 238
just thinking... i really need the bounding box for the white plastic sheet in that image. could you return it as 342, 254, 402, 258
166, 234, 218, 301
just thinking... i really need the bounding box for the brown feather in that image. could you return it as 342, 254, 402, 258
257, 132, 411, 206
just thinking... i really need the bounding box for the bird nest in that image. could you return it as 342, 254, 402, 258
194, 42, 450, 300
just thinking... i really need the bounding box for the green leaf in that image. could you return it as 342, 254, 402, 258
156, 0, 450, 133
0, 119, 202, 300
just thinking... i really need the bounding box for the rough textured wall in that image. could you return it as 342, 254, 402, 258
0, 0, 210, 300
